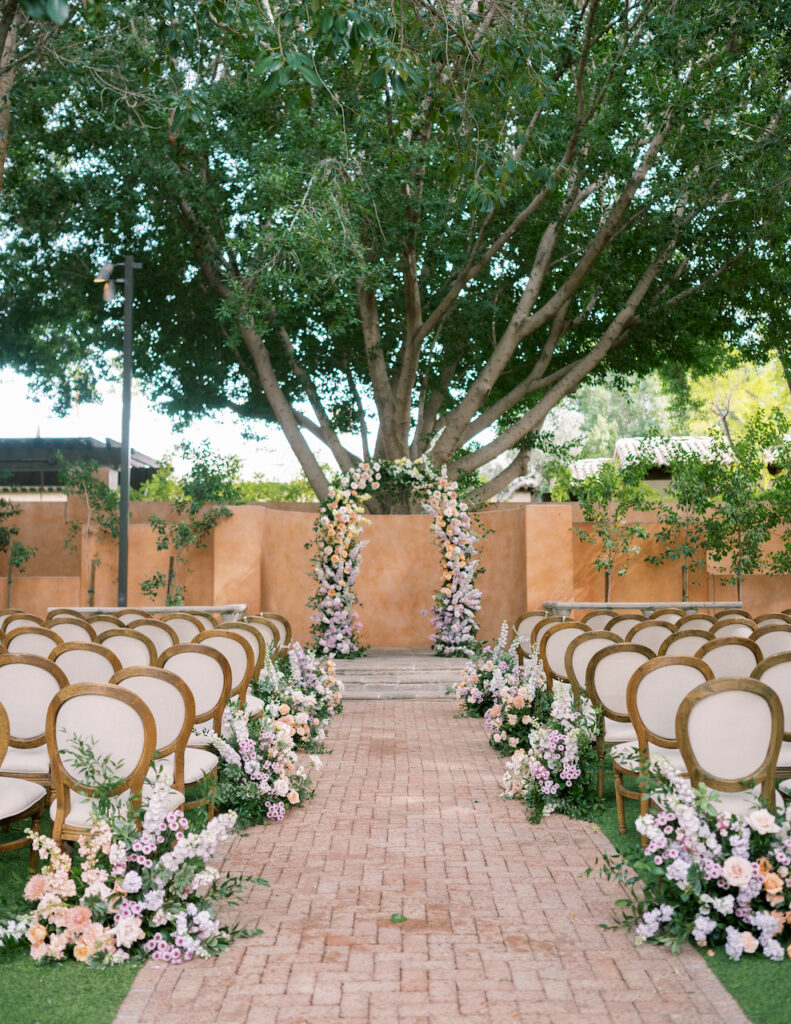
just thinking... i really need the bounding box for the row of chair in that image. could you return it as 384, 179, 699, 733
0, 607, 294, 865
513, 609, 791, 834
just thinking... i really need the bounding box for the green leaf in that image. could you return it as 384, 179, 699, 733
390, 913, 407, 923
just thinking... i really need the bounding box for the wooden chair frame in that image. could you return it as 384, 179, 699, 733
195, 629, 254, 706
514, 611, 546, 638
710, 619, 756, 639
751, 624, 791, 660
647, 608, 687, 622
676, 677, 783, 811
50, 641, 122, 683
223, 622, 266, 678
754, 613, 791, 627
0, 654, 69, 788
585, 643, 653, 798
46, 682, 157, 843
48, 617, 99, 644
115, 608, 154, 624
539, 621, 590, 693
751, 653, 791, 780
695, 637, 762, 676
0, 702, 47, 870
530, 614, 563, 648
125, 618, 179, 657
100, 629, 158, 668
158, 612, 206, 643
713, 608, 753, 619
675, 613, 717, 632
564, 630, 620, 702
657, 629, 713, 657
2, 626, 62, 658
625, 620, 676, 652
157, 643, 232, 736
0, 613, 44, 637
606, 614, 646, 640
85, 614, 125, 636
258, 612, 293, 648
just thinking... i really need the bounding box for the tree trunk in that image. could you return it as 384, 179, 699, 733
604, 570, 611, 602
88, 560, 97, 607
0, 4, 20, 197
165, 555, 176, 604
681, 563, 689, 604
6, 555, 12, 606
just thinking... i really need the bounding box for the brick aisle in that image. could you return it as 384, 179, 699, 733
116, 700, 747, 1024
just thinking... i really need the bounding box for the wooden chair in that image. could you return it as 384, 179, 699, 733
675, 613, 717, 633
158, 644, 232, 748
515, 611, 546, 639
713, 608, 753, 619
48, 617, 98, 645
0, 654, 69, 789
126, 618, 179, 659
83, 614, 124, 637
751, 624, 791, 661
100, 629, 157, 668
657, 629, 713, 657
754, 613, 791, 627
194, 630, 261, 718
0, 702, 47, 870
50, 642, 122, 685
0, 609, 24, 631
564, 630, 620, 702
158, 612, 205, 644
676, 677, 782, 816
112, 667, 213, 814
625, 620, 675, 654
3, 626, 62, 658
223, 622, 266, 678
0, 613, 44, 637
611, 657, 714, 833
530, 615, 563, 649
258, 612, 292, 648
752, 654, 791, 781
45, 608, 87, 621
188, 611, 219, 631
647, 608, 686, 624
585, 643, 653, 797
116, 608, 153, 624
539, 621, 590, 693
580, 611, 615, 630
606, 614, 645, 640
244, 617, 280, 657
695, 637, 761, 678
46, 682, 158, 843
710, 619, 756, 640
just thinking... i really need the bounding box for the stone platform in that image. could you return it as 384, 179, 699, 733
333, 648, 467, 700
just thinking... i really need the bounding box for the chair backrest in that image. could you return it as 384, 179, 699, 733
0, 654, 69, 753
48, 617, 98, 644
189, 611, 219, 630
0, 609, 23, 631
158, 612, 204, 644
531, 615, 563, 647
713, 608, 753, 619
539, 621, 590, 689
46, 608, 87, 621
606, 614, 645, 640
648, 608, 686, 623
258, 612, 292, 647
695, 637, 762, 678
222, 622, 265, 677
46, 682, 157, 840
627, 656, 713, 751
101, 629, 157, 668
50, 642, 122, 685
710, 619, 756, 640
0, 700, 8, 764
754, 613, 791, 627
112, 667, 194, 773
585, 644, 653, 722
244, 617, 279, 653
84, 615, 124, 637
126, 618, 179, 658
195, 630, 253, 703
564, 630, 620, 700
676, 613, 717, 632
676, 677, 782, 809
158, 644, 231, 732
657, 629, 713, 657
116, 608, 153, 624
515, 611, 546, 638
1, 613, 44, 636
751, 624, 791, 661
625, 620, 675, 653
3, 626, 62, 658
751, 653, 791, 743
580, 610, 615, 630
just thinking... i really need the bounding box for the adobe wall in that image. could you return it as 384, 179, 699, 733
3, 497, 790, 637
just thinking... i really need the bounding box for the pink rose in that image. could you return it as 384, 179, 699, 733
722, 856, 753, 888
742, 931, 759, 954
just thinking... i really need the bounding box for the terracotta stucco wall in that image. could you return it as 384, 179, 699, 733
4, 497, 791, 636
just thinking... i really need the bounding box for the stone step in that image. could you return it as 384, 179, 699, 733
333, 647, 468, 700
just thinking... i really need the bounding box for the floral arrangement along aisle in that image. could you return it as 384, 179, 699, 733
0, 772, 253, 965
456, 625, 601, 822
602, 760, 791, 961
309, 456, 482, 658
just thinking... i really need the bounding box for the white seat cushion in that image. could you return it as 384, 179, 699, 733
0, 777, 46, 819
147, 749, 218, 786
603, 719, 637, 744
0, 746, 49, 776
610, 741, 687, 774
703, 785, 784, 817
245, 694, 265, 717
52, 786, 183, 829
776, 740, 791, 769
188, 728, 214, 748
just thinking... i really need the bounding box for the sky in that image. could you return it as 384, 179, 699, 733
0, 366, 321, 479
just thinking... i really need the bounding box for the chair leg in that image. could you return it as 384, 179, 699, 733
597, 736, 605, 799
613, 766, 627, 835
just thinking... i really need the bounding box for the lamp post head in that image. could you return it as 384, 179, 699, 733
93, 262, 116, 301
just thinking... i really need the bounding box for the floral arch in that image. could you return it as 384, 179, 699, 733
308, 458, 482, 658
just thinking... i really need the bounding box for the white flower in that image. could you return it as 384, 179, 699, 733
747, 808, 779, 835
121, 870, 142, 893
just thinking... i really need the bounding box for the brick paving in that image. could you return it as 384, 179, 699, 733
116, 700, 748, 1024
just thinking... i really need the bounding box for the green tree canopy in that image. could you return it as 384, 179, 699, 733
1, 0, 789, 504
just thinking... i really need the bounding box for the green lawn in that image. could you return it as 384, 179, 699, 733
595, 766, 790, 1024
0, 822, 139, 1024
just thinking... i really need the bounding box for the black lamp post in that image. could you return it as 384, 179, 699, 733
94, 256, 141, 607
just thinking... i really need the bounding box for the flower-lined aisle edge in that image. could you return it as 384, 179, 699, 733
309, 458, 482, 658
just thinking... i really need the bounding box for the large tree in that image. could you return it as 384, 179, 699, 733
1, 0, 789, 503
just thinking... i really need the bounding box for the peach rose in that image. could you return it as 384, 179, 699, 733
63, 905, 93, 935
742, 932, 759, 954
27, 923, 47, 945
722, 856, 753, 889
287, 790, 300, 805
764, 873, 784, 897
73, 943, 91, 962
759, 857, 773, 876
23, 875, 48, 902
278, 703, 291, 716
